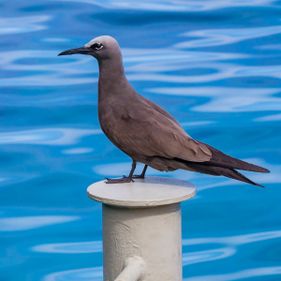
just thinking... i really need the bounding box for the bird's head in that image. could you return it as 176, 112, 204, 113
58, 35, 121, 61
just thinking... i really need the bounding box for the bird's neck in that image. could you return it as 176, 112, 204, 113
98, 57, 125, 81
98, 58, 129, 100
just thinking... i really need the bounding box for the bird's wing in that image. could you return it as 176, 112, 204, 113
122, 96, 212, 162
142, 97, 180, 125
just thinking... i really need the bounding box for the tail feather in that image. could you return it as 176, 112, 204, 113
204, 144, 270, 173
182, 161, 263, 187
227, 169, 264, 187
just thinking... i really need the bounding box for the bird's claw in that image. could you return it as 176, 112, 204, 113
132, 174, 145, 179
105, 177, 134, 184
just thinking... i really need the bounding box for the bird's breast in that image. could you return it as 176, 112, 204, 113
98, 100, 142, 157
99, 100, 128, 138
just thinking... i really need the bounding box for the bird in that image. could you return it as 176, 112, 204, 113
58, 35, 269, 186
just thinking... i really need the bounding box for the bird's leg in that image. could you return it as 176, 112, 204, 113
106, 160, 136, 184
132, 165, 148, 179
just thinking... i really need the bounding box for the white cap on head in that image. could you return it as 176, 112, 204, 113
84, 35, 119, 48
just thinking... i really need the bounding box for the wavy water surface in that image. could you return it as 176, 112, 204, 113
1, 0, 281, 281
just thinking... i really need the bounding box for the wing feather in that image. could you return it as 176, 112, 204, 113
114, 95, 212, 162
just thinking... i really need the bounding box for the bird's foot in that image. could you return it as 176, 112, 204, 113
105, 176, 134, 184
132, 174, 145, 179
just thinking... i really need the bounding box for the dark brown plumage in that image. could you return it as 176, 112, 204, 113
58, 35, 270, 186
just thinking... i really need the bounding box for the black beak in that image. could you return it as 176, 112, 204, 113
58, 47, 91, 56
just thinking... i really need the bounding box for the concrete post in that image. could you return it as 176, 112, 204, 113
87, 176, 195, 281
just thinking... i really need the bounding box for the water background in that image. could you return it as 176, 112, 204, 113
1, 1, 281, 280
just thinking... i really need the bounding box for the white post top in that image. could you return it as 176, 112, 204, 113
87, 176, 196, 208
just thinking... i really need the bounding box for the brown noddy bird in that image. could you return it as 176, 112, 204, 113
58, 35, 269, 186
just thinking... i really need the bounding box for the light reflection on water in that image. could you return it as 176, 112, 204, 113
0, 128, 100, 145
57, 0, 277, 11
0, 216, 79, 231
148, 87, 281, 112
177, 25, 281, 48
0, 15, 50, 34
1, 0, 281, 280
43, 267, 103, 281
185, 267, 281, 281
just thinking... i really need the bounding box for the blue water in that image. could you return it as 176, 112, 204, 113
1, 0, 281, 280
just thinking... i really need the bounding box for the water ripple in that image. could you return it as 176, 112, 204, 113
183, 247, 235, 266
44, 267, 102, 281
148, 87, 281, 112
0, 128, 101, 146
62, 147, 94, 155
183, 229, 281, 246
57, 0, 276, 12
186, 266, 281, 281
33, 241, 102, 254
256, 113, 281, 121
0, 216, 78, 231
176, 25, 281, 48
32, 229, 281, 254
1, 0, 280, 280
0, 15, 50, 35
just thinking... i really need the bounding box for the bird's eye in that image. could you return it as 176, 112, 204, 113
91, 42, 103, 51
